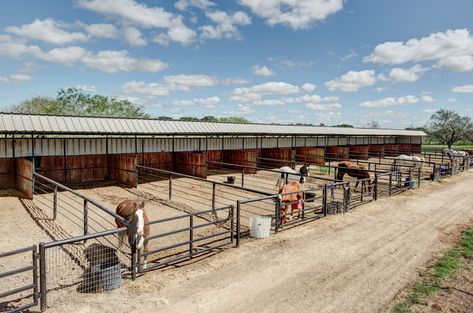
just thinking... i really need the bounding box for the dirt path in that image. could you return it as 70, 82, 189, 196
48, 171, 473, 313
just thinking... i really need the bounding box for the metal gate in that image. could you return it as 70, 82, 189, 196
0, 246, 38, 313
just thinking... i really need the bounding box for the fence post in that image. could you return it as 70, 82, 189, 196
323, 184, 327, 217
212, 182, 216, 213
241, 168, 245, 187
83, 200, 88, 236
417, 167, 421, 188
389, 172, 392, 196
230, 205, 234, 244
189, 214, 194, 258
39, 243, 46, 312
275, 197, 281, 233
168, 173, 172, 200
236, 201, 241, 247
301, 193, 305, 220
130, 224, 137, 280
328, 161, 331, 175
432, 163, 436, 181
32, 245, 38, 306
374, 174, 378, 200
52, 185, 57, 220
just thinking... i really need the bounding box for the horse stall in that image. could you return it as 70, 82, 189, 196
325, 146, 349, 161
368, 145, 385, 158
384, 144, 399, 157
349, 145, 369, 160
295, 147, 325, 165
258, 148, 295, 168
174, 151, 206, 178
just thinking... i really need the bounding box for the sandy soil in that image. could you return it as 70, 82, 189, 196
38, 170, 473, 313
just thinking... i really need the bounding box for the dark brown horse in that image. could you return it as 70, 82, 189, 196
115, 200, 150, 270
336, 161, 372, 192
277, 181, 303, 225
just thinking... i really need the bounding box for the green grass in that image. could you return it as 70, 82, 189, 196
391, 226, 473, 312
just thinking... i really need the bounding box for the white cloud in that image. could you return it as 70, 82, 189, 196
83, 50, 168, 73
201, 10, 251, 40
447, 97, 457, 103
222, 77, 249, 85
77, 0, 196, 44
341, 50, 358, 62
239, 0, 344, 30
175, 0, 216, 11
325, 70, 377, 92
122, 74, 239, 97
82, 23, 119, 39
172, 96, 220, 108
0, 37, 42, 59
388, 64, 428, 83
375, 87, 388, 92
251, 65, 274, 77
359, 94, 435, 108
0, 74, 31, 83
452, 84, 473, 93
305, 103, 342, 111
230, 81, 302, 102
38, 46, 88, 66
365, 29, 473, 72
301, 83, 316, 93
75, 85, 97, 92
123, 27, 146, 46
315, 111, 341, 123
6, 19, 88, 45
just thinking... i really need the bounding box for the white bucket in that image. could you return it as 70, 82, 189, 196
249, 215, 272, 239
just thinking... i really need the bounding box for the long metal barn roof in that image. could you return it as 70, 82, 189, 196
0, 113, 426, 137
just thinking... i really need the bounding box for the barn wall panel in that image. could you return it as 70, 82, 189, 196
0, 158, 15, 189
295, 147, 325, 165
174, 152, 206, 178
325, 146, 349, 161
369, 145, 385, 157
222, 149, 257, 174
385, 144, 400, 157
16, 158, 33, 199
349, 145, 369, 160
108, 155, 137, 187
259, 148, 294, 168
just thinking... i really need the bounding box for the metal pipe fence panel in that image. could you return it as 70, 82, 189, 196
40, 228, 129, 311
0, 246, 38, 313
140, 205, 235, 272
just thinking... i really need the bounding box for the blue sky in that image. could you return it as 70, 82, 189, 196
0, 0, 472, 128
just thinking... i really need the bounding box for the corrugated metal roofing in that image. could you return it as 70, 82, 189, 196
0, 113, 426, 136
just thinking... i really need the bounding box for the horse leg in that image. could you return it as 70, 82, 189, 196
118, 232, 126, 249
139, 242, 148, 270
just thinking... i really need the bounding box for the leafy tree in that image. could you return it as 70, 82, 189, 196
332, 124, 354, 128
157, 116, 173, 121
367, 120, 380, 128
426, 109, 470, 148
12, 88, 150, 118
217, 117, 250, 123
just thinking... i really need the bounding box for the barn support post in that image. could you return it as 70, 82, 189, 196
52, 185, 57, 220
39, 242, 46, 312
374, 174, 378, 200
236, 201, 241, 247
189, 214, 194, 258
83, 199, 88, 236
328, 161, 331, 175
241, 168, 245, 187
301, 195, 305, 220
168, 173, 172, 200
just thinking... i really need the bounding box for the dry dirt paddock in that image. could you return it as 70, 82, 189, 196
40, 170, 473, 313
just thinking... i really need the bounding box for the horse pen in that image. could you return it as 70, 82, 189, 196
3, 113, 473, 313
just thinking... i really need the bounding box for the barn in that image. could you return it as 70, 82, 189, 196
0, 112, 425, 192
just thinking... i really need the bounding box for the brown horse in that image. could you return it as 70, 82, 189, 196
336, 161, 372, 192
115, 200, 150, 270
277, 181, 303, 225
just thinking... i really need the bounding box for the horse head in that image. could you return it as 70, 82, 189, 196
129, 201, 146, 249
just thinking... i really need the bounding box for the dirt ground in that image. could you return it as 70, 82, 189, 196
33, 170, 473, 313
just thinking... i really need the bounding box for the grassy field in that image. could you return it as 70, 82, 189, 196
391, 226, 473, 313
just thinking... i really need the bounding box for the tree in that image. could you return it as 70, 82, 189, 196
11, 88, 150, 118
426, 109, 470, 148
332, 124, 354, 128
367, 120, 380, 128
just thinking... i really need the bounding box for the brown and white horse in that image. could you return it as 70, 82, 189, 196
115, 200, 150, 270
336, 161, 372, 192
277, 181, 303, 225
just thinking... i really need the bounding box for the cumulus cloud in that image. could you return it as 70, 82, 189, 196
0, 74, 32, 83
325, 70, 377, 92
452, 84, 473, 93
77, 0, 196, 45
122, 74, 241, 97
172, 96, 220, 108
201, 10, 251, 40
38, 46, 88, 66
251, 65, 274, 77
238, 0, 344, 30
365, 29, 473, 72
301, 83, 316, 92
6, 18, 88, 44
230, 81, 302, 102
305, 103, 342, 111
388, 64, 428, 83
82, 23, 119, 39
175, 0, 216, 10
359, 94, 435, 108
123, 27, 147, 46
